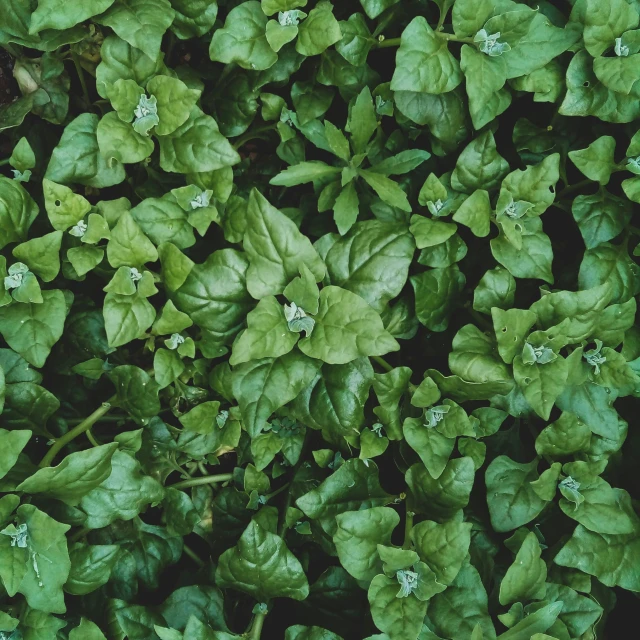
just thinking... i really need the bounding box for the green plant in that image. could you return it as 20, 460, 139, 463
0, 0, 639, 638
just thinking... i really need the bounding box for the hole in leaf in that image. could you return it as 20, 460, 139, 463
523, 377, 531, 384
583, 81, 590, 87
55, 200, 61, 206
501, 327, 507, 333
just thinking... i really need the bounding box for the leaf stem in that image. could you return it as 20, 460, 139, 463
40, 397, 116, 467
233, 125, 277, 150
436, 32, 476, 44
170, 473, 234, 490
371, 355, 394, 372
376, 36, 401, 49
403, 507, 414, 550
249, 610, 267, 640
69, 526, 92, 544
266, 482, 290, 501
71, 52, 91, 106
0, 158, 11, 167
557, 179, 594, 200
183, 544, 206, 568
86, 428, 100, 447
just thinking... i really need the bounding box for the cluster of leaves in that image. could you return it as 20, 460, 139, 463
1, 0, 640, 638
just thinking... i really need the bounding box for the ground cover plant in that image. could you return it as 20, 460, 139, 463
1, 0, 640, 638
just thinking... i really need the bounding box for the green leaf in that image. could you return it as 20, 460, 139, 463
406, 457, 475, 521
69, 619, 108, 640
171, 249, 252, 350
110, 365, 161, 424
12, 231, 62, 283
359, 169, 411, 212
333, 507, 399, 583
147, 75, 201, 136
499, 532, 547, 606
297, 459, 392, 527
579, 242, 640, 303
451, 131, 509, 193
230, 296, 298, 365
216, 519, 309, 600
232, 352, 321, 436
209, 1, 277, 70
336, 13, 374, 67
296, 2, 342, 57
80, 450, 164, 528
460, 45, 510, 130
288, 358, 373, 438
411, 519, 472, 586
1, 504, 71, 614
486, 456, 547, 532
409, 216, 458, 249
270, 161, 341, 187
368, 574, 428, 640
244, 189, 326, 298
428, 561, 496, 640
496, 602, 563, 640
0, 429, 31, 480
0, 178, 39, 249
322, 221, 415, 313
66, 544, 120, 596
513, 355, 568, 420
391, 17, 462, 94
491, 218, 554, 283
96, 111, 155, 164
373, 366, 412, 440
569, 136, 617, 186
572, 188, 631, 250
95, 0, 176, 61
492, 308, 537, 364
285, 626, 343, 640
29, 0, 116, 33
17, 443, 118, 505
159, 108, 240, 174
298, 286, 399, 364
346, 87, 378, 155
411, 266, 466, 332
583, 0, 639, 57
0, 290, 69, 367
107, 210, 159, 267
45, 113, 125, 187
555, 525, 640, 591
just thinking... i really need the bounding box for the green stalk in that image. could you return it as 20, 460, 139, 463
249, 611, 267, 640
0, 158, 11, 167
557, 179, 594, 200
71, 52, 91, 106
40, 397, 115, 467
371, 355, 394, 372
170, 473, 234, 490
376, 36, 401, 48
183, 544, 206, 568
403, 507, 414, 550
233, 125, 277, 149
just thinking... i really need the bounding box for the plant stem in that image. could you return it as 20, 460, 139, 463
86, 428, 100, 447
69, 526, 92, 544
170, 473, 233, 490
371, 355, 394, 372
376, 36, 401, 48
249, 610, 267, 640
266, 482, 290, 501
40, 397, 115, 467
183, 544, 206, 568
0, 158, 10, 167
557, 179, 594, 200
403, 507, 414, 550
436, 32, 476, 44
233, 125, 277, 149
71, 52, 90, 106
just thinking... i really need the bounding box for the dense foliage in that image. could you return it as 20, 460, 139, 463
1, 0, 640, 638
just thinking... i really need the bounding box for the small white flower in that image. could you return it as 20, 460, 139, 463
584, 339, 606, 375
284, 302, 315, 336
560, 476, 580, 492
424, 405, 449, 428
4, 262, 29, 290
522, 342, 557, 365
474, 29, 511, 56
372, 422, 385, 437
217, 409, 229, 428
129, 267, 143, 282
165, 333, 185, 350
133, 94, 159, 136
626, 156, 640, 175
69, 220, 88, 238
0, 523, 28, 548
190, 191, 211, 209
11, 169, 31, 182
278, 10, 301, 26
615, 37, 629, 57
396, 569, 418, 598
427, 199, 445, 216
280, 107, 295, 127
